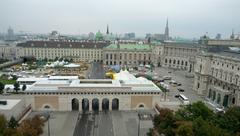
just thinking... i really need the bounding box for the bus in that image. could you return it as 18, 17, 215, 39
178, 94, 190, 105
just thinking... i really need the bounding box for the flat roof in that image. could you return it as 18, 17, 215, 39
0, 99, 21, 110
23, 72, 161, 93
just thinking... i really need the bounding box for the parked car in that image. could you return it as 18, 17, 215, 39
175, 94, 180, 98
215, 107, 225, 113
178, 88, 185, 92
169, 80, 176, 84
163, 76, 172, 80
177, 83, 182, 86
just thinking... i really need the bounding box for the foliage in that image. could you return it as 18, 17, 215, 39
153, 108, 176, 136
0, 78, 16, 84
150, 101, 240, 136
19, 115, 45, 136
175, 101, 214, 121
0, 115, 22, 136
13, 82, 20, 93
0, 114, 45, 136
175, 121, 193, 136
0, 82, 5, 94
216, 106, 240, 134
22, 84, 27, 91
0, 115, 7, 134
8, 116, 18, 129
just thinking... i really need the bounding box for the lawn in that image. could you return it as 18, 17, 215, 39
0, 78, 16, 84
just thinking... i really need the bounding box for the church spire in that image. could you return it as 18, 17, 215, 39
164, 18, 169, 40
106, 24, 109, 34
231, 29, 235, 40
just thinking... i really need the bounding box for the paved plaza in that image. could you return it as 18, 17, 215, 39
73, 110, 154, 136
39, 111, 79, 136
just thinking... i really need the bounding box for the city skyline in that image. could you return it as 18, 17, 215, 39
1, 0, 240, 39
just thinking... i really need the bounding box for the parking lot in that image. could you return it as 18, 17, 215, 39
154, 67, 203, 104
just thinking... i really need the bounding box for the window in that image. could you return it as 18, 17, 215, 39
44, 105, 50, 109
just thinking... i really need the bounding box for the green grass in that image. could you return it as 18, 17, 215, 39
0, 78, 16, 84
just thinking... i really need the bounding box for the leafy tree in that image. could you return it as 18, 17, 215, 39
0, 114, 7, 134
8, 116, 18, 129
19, 115, 45, 136
216, 106, 240, 134
2, 128, 22, 136
22, 84, 27, 91
13, 82, 20, 93
175, 121, 193, 136
54, 57, 59, 61
19, 119, 38, 136
175, 101, 214, 121
11, 75, 18, 80
43, 57, 48, 62
193, 117, 230, 136
59, 57, 63, 61
0, 82, 5, 94
153, 108, 176, 136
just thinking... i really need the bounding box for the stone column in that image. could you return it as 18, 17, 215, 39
79, 99, 82, 111
99, 99, 102, 111
109, 101, 112, 111
89, 101, 92, 112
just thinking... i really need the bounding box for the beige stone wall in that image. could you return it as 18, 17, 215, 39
130, 96, 153, 109
34, 96, 59, 110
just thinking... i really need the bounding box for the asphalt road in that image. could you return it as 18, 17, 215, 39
89, 62, 105, 79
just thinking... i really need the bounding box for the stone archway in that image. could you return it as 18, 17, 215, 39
112, 98, 119, 110
139, 104, 144, 108
102, 98, 109, 111
82, 98, 89, 111
92, 98, 99, 111
72, 98, 79, 111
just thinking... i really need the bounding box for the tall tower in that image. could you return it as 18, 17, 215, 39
164, 19, 169, 40
106, 24, 109, 35
230, 29, 235, 40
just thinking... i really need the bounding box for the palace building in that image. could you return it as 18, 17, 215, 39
22, 71, 161, 111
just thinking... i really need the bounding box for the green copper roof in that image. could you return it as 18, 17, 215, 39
105, 44, 151, 50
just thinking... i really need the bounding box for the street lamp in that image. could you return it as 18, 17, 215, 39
47, 111, 51, 136
138, 113, 141, 136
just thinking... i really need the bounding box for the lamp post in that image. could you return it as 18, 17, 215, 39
138, 113, 140, 136
47, 111, 51, 136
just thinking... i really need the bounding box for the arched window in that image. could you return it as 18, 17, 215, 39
44, 105, 50, 109
139, 104, 144, 108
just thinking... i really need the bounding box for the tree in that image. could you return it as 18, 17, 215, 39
175, 101, 214, 121
18, 115, 45, 136
175, 121, 193, 136
43, 57, 48, 62
216, 106, 240, 134
153, 108, 176, 136
0, 82, 5, 94
0, 114, 7, 134
22, 84, 27, 91
13, 82, 20, 93
8, 116, 18, 129
54, 57, 59, 61
193, 117, 230, 136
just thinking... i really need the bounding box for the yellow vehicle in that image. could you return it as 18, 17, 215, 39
105, 70, 116, 79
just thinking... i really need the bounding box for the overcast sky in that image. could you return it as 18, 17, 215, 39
0, 0, 240, 38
